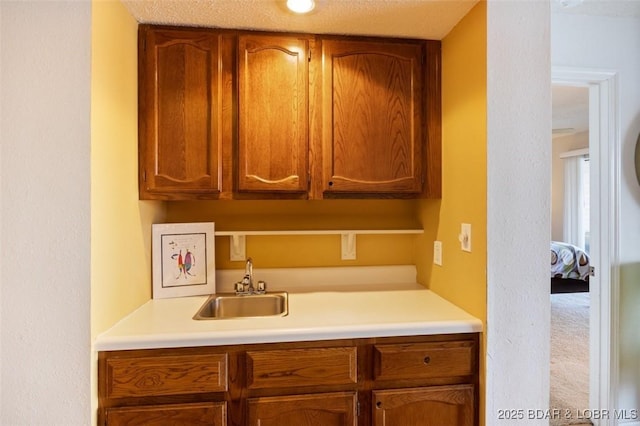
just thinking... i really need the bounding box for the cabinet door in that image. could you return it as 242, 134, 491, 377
321, 39, 424, 195
373, 385, 474, 426
139, 26, 223, 199
105, 402, 226, 426
238, 34, 309, 193
247, 392, 357, 426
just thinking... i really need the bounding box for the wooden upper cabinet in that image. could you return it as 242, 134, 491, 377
237, 34, 309, 193
137, 26, 441, 200
321, 39, 425, 195
139, 26, 223, 199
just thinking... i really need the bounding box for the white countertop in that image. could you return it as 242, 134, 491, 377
94, 266, 483, 351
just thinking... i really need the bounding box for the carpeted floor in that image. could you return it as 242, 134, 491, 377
550, 292, 592, 426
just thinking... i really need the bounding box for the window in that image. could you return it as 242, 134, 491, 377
561, 150, 590, 252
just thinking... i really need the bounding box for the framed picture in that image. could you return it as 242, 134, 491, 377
152, 222, 215, 299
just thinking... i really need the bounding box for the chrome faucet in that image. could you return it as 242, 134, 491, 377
244, 257, 254, 293
234, 257, 267, 295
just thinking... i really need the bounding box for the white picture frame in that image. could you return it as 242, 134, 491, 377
152, 222, 215, 299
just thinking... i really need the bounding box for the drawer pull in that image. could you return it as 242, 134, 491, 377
423, 356, 431, 364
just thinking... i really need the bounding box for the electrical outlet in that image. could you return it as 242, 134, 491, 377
433, 241, 442, 266
460, 223, 471, 252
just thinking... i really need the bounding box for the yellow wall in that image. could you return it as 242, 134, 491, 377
417, 0, 486, 323
166, 200, 421, 269
415, 1, 487, 422
91, 0, 164, 339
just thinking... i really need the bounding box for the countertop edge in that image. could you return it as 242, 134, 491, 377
94, 319, 483, 351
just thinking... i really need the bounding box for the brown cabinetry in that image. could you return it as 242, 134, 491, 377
372, 340, 474, 381
103, 352, 227, 398
247, 392, 357, 426
373, 385, 474, 426
245, 346, 358, 425
246, 346, 357, 389
105, 402, 226, 426
237, 34, 310, 194
320, 39, 424, 195
98, 334, 476, 426
138, 26, 224, 200
138, 26, 441, 200
370, 340, 475, 425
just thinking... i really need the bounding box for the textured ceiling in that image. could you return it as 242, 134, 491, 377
122, 0, 479, 40
552, 85, 589, 135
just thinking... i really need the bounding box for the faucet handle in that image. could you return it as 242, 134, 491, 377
256, 280, 266, 292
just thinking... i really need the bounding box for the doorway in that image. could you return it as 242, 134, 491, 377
551, 83, 591, 423
552, 67, 620, 425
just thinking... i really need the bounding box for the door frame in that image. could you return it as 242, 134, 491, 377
552, 67, 620, 425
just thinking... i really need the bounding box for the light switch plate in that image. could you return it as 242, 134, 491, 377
433, 241, 442, 266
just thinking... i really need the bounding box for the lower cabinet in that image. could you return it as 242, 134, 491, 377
105, 402, 226, 426
373, 385, 474, 426
247, 392, 357, 426
98, 334, 478, 426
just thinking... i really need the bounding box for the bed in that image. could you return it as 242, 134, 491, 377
551, 241, 590, 293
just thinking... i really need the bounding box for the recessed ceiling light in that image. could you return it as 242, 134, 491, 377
287, 0, 315, 14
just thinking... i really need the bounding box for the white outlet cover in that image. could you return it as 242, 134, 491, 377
460, 223, 471, 252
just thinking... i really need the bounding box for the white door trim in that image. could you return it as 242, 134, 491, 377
552, 66, 620, 425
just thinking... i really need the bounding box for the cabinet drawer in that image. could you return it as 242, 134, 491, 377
105, 402, 226, 426
373, 341, 474, 381
246, 347, 357, 389
105, 353, 227, 398
247, 392, 357, 426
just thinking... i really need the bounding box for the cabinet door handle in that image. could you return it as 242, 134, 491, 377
376, 401, 382, 409
423, 356, 431, 364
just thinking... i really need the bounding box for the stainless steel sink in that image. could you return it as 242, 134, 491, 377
193, 292, 288, 320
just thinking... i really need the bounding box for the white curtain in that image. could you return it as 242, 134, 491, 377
562, 151, 589, 250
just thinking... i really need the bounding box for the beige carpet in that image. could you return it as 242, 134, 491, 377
550, 292, 592, 426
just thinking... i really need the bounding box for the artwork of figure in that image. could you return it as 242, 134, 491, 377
160, 233, 207, 288
152, 222, 215, 299
172, 249, 196, 279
